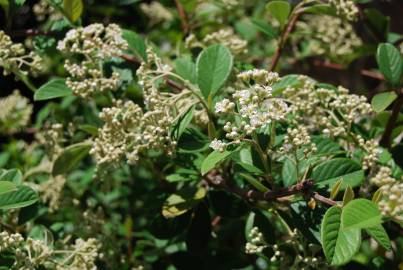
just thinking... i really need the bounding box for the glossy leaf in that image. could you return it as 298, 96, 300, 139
341, 199, 383, 230
376, 43, 403, 86
63, 0, 83, 22
0, 185, 39, 210
371, 91, 398, 112
162, 187, 206, 218
201, 150, 232, 175
122, 29, 147, 61
321, 206, 361, 265
52, 142, 92, 176
365, 225, 391, 251
34, 78, 72, 101
196, 44, 233, 99
312, 158, 364, 189
266, 1, 291, 28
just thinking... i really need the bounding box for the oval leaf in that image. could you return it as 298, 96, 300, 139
266, 0, 291, 28
34, 78, 72, 101
52, 142, 92, 176
371, 91, 398, 112
201, 150, 232, 176
321, 206, 361, 266
63, 0, 83, 22
162, 187, 206, 218
0, 185, 38, 210
376, 43, 403, 86
341, 199, 383, 230
312, 158, 364, 189
365, 225, 391, 251
122, 29, 147, 61
196, 44, 233, 99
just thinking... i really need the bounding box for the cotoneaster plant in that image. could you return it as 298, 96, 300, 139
0, 0, 402, 269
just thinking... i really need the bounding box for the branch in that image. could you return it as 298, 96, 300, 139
313, 60, 385, 81
269, 12, 301, 71
174, 0, 189, 34
380, 92, 403, 148
205, 171, 337, 206
8, 29, 54, 38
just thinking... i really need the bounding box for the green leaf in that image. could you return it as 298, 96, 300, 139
52, 142, 92, 176
312, 158, 364, 189
175, 56, 197, 84
371, 91, 398, 112
0, 169, 22, 184
162, 187, 206, 218
365, 225, 391, 251
321, 206, 361, 266
201, 150, 232, 175
372, 188, 383, 203
0, 181, 17, 195
196, 44, 233, 99
0, 185, 38, 210
122, 29, 147, 61
34, 78, 72, 101
63, 0, 83, 22
250, 18, 278, 38
239, 173, 269, 193
272, 74, 300, 96
266, 0, 291, 28
282, 157, 297, 186
330, 179, 343, 200
376, 43, 403, 86
172, 106, 194, 140
303, 4, 336, 16
341, 199, 383, 230
342, 185, 354, 206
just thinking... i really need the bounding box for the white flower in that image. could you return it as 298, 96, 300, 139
210, 139, 226, 152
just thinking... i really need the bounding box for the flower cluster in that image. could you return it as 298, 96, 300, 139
0, 31, 43, 76
370, 166, 403, 222
0, 90, 33, 133
357, 136, 379, 170
39, 175, 66, 212
210, 70, 287, 150
33, 0, 62, 21
186, 28, 248, 55
296, 15, 362, 59
329, 0, 359, 21
281, 126, 317, 155
284, 78, 372, 137
57, 23, 128, 98
140, 1, 173, 25
0, 231, 101, 270
245, 227, 267, 254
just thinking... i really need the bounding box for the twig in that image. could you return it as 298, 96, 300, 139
205, 171, 337, 206
380, 92, 403, 148
269, 12, 301, 71
174, 0, 189, 34
8, 29, 54, 38
313, 60, 385, 81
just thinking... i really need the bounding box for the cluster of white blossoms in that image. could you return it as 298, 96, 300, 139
297, 15, 362, 58
0, 231, 101, 270
39, 175, 66, 212
33, 0, 62, 21
0, 31, 43, 76
356, 135, 379, 170
284, 77, 372, 137
280, 126, 317, 155
186, 28, 248, 55
36, 123, 64, 160
140, 1, 173, 25
0, 90, 33, 133
57, 23, 128, 98
370, 166, 403, 222
210, 70, 288, 151
245, 227, 267, 254
329, 0, 359, 21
